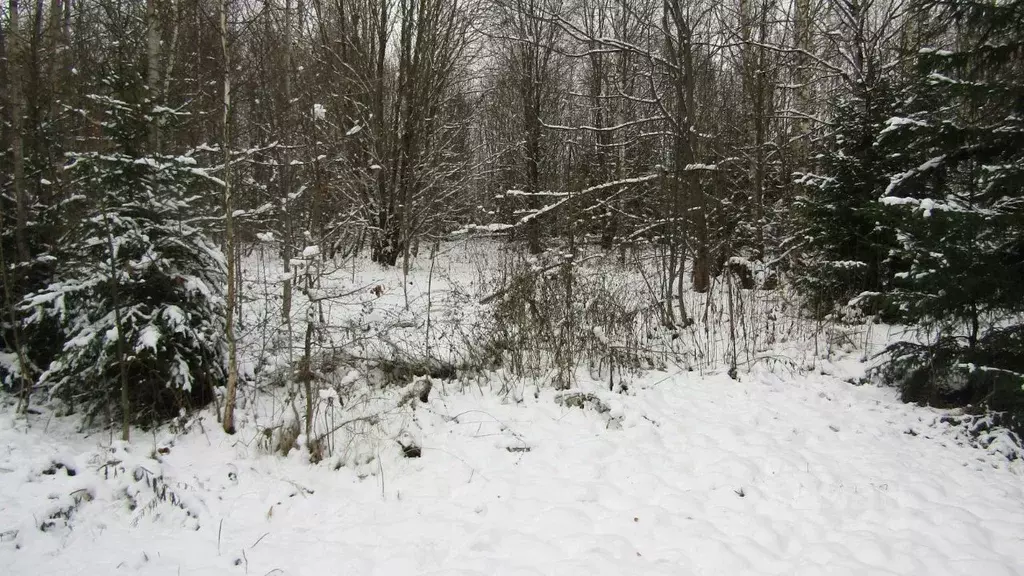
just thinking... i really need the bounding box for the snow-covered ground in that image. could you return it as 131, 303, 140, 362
2, 242, 1023, 576
3, 366, 1023, 576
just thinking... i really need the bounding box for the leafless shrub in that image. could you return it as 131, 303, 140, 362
468, 250, 674, 390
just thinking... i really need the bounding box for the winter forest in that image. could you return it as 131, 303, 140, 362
1, 0, 1024, 573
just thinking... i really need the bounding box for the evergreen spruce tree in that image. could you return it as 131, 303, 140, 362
877, 0, 1024, 430
22, 54, 227, 429
794, 83, 898, 318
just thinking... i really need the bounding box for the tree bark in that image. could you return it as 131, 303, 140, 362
220, 0, 239, 435
146, 0, 161, 152
280, 0, 294, 320
8, 0, 30, 264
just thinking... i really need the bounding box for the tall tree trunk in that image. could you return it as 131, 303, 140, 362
663, 0, 707, 294
280, 0, 294, 321
0, 207, 32, 411
589, 37, 614, 250
523, 20, 546, 255
684, 43, 708, 294
146, 0, 161, 152
741, 0, 770, 259
40, 0, 65, 227
220, 0, 239, 435
8, 0, 30, 264
791, 0, 813, 170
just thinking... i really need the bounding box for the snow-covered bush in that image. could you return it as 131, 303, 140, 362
882, 330, 1024, 440
23, 92, 227, 427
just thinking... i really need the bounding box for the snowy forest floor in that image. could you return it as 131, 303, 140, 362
2, 240, 1023, 575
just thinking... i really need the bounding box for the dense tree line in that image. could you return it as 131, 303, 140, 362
1, 0, 1021, 435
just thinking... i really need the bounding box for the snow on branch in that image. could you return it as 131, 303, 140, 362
884, 155, 946, 196
517, 174, 659, 225
542, 117, 664, 133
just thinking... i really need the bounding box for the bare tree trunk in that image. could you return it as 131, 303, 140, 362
525, 97, 544, 255
498, 0, 559, 256
220, 0, 239, 435
0, 208, 32, 412
740, 0, 772, 259
791, 0, 813, 169
683, 39, 709, 294
662, 0, 706, 294
41, 0, 67, 224
583, 6, 613, 250
662, 167, 679, 325
280, 0, 294, 322
146, 0, 161, 151
160, 0, 179, 104
369, 0, 392, 264
8, 0, 30, 264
